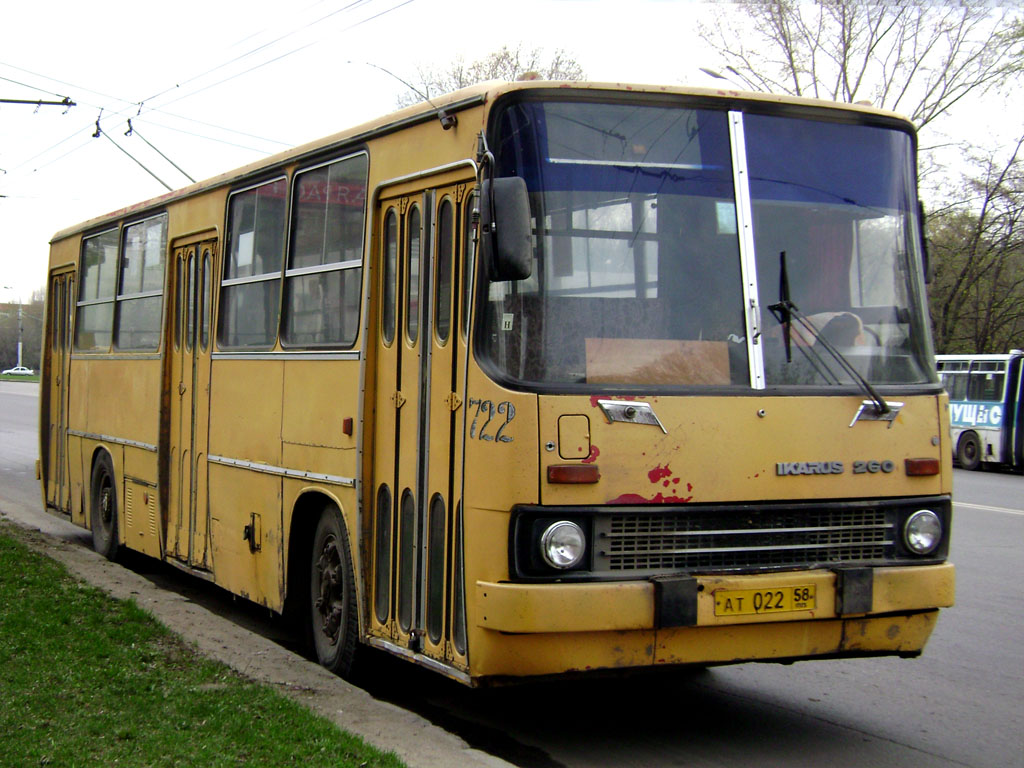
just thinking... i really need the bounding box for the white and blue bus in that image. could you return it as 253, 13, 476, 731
937, 351, 1024, 471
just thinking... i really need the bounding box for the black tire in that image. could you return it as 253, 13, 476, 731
957, 432, 982, 471
310, 506, 360, 679
90, 452, 120, 561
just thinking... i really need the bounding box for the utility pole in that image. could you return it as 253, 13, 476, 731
2, 287, 27, 369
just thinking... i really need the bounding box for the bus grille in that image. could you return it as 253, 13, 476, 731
594, 508, 892, 573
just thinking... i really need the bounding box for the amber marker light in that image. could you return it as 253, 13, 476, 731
905, 457, 940, 476
547, 464, 601, 484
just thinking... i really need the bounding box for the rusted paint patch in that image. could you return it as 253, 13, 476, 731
589, 394, 638, 408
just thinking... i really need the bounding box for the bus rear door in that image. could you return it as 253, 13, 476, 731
167, 236, 217, 568
43, 268, 74, 512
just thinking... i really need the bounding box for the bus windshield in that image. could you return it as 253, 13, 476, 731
483, 97, 934, 390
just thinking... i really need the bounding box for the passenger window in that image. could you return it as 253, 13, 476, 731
218, 178, 287, 349
462, 196, 475, 339
283, 152, 368, 347
382, 209, 398, 345
115, 213, 168, 351
435, 198, 453, 345
406, 206, 421, 344
200, 249, 211, 351
74, 228, 119, 351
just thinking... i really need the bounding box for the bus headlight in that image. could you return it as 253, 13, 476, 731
904, 509, 942, 555
540, 521, 586, 569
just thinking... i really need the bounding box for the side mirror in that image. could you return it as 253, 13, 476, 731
480, 177, 533, 281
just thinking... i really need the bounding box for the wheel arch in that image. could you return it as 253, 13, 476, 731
284, 489, 363, 636
87, 444, 119, 531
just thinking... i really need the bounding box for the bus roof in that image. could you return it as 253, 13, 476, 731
50, 79, 914, 243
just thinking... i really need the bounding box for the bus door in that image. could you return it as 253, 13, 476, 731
44, 268, 74, 512
167, 236, 217, 569
371, 178, 472, 666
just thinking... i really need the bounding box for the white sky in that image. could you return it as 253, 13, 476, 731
0, 0, 1017, 303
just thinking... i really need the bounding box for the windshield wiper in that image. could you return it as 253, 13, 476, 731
767, 251, 890, 417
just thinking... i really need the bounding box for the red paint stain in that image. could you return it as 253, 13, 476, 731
608, 492, 693, 505
648, 464, 672, 483
608, 493, 649, 504
672, 477, 681, 485
653, 493, 693, 503
687, 483, 693, 493
582, 445, 600, 464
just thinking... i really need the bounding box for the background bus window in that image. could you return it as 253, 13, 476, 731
218, 178, 287, 348
969, 361, 1006, 401
938, 360, 969, 401
115, 214, 167, 351
74, 228, 119, 351
283, 153, 368, 348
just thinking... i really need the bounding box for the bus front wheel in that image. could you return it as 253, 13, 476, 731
957, 432, 982, 471
90, 452, 120, 561
309, 506, 360, 678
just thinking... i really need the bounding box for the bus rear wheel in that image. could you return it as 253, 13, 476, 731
309, 506, 359, 678
90, 452, 120, 561
957, 432, 982, 471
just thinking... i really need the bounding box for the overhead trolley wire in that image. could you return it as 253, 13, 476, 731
0, 0, 418, 189
135, 0, 413, 116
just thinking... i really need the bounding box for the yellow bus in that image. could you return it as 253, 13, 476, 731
39, 81, 955, 685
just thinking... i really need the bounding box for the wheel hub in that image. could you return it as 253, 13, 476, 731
314, 534, 344, 646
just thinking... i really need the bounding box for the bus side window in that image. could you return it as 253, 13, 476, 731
283, 152, 368, 348
115, 214, 167, 351
74, 228, 119, 352
218, 178, 287, 349
969, 362, 1005, 401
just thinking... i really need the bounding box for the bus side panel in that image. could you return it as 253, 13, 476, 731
207, 463, 283, 608
207, 358, 285, 608
460, 361, 539, 676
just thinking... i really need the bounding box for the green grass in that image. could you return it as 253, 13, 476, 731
0, 374, 40, 382
0, 523, 404, 768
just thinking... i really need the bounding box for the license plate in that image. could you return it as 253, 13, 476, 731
714, 584, 816, 617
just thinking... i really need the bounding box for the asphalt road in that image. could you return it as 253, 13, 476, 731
2, 381, 1022, 768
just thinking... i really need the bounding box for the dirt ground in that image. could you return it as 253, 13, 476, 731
1, 507, 511, 768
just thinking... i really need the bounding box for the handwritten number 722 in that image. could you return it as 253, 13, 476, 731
468, 399, 515, 442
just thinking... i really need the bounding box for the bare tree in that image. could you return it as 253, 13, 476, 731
396, 44, 585, 108
699, 1, 1021, 129
928, 137, 1024, 353
700, 2, 1024, 354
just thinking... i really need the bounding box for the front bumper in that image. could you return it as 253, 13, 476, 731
477, 563, 954, 633
469, 563, 953, 679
